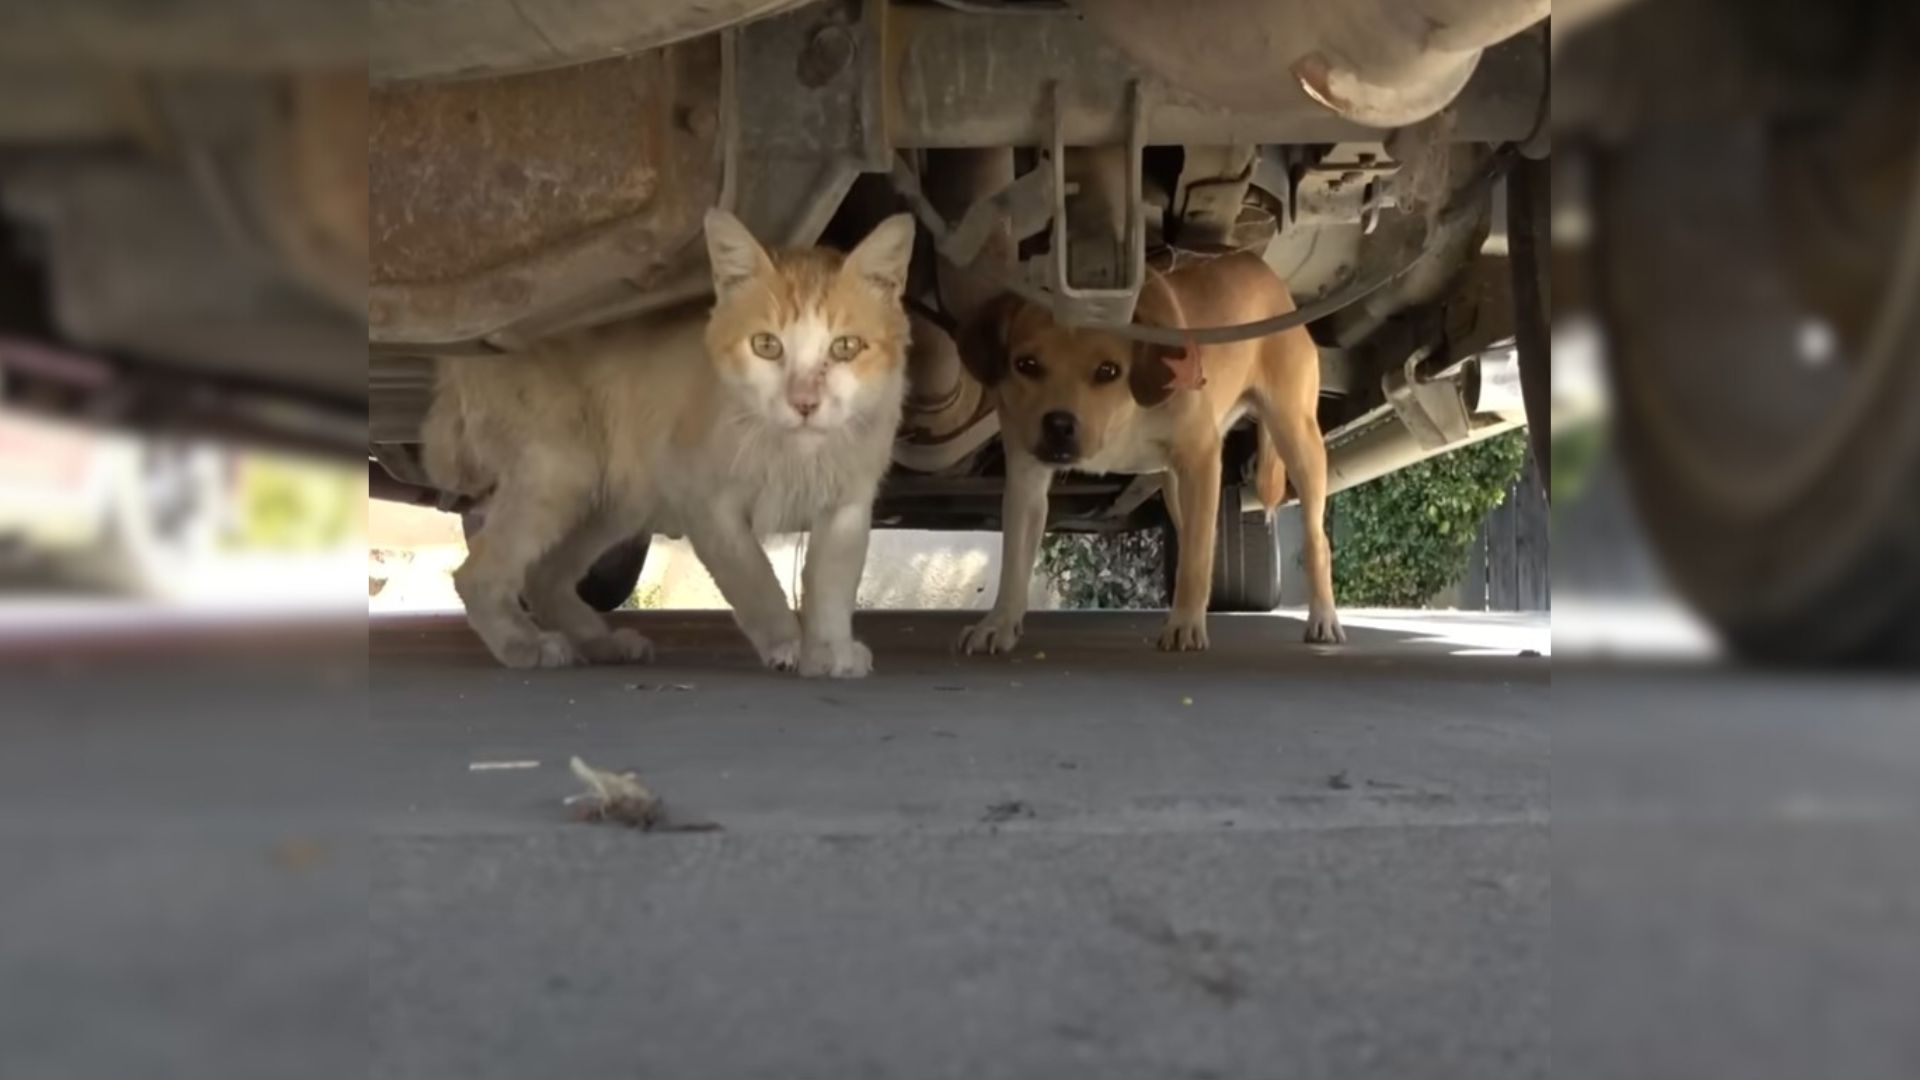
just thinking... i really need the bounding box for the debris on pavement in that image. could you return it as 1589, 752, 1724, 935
565, 755, 662, 828
1326, 769, 1353, 791
981, 799, 1035, 824
564, 755, 724, 832
625, 682, 696, 692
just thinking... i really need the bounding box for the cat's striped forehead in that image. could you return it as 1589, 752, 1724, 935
714, 245, 910, 353
759, 248, 854, 324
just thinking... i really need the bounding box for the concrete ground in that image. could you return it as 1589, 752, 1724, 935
7, 609, 1914, 1079
381, 610, 1551, 1079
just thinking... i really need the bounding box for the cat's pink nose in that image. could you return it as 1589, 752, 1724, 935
791, 397, 819, 419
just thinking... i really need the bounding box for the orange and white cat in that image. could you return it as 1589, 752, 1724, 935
421, 210, 915, 675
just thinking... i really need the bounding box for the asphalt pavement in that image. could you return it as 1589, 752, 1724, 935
374, 609, 1551, 1079
5, 609, 1558, 1078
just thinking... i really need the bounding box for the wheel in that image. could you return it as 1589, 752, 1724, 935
1508, 154, 1551, 497
1161, 485, 1285, 613
1593, 58, 1920, 662
460, 507, 650, 614
573, 536, 650, 612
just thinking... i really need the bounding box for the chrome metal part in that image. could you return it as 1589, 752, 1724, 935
1045, 82, 1147, 327
1382, 344, 1474, 450
1071, 0, 1549, 129
885, 2, 1545, 147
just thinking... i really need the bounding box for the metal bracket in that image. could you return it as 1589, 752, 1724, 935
942, 163, 1055, 268
1045, 80, 1147, 328
1292, 143, 1400, 233
721, 0, 884, 249
1382, 343, 1473, 450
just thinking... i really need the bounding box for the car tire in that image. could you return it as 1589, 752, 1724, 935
460, 508, 651, 613
1161, 486, 1286, 613
1508, 154, 1552, 496
574, 536, 651, 612
1594, 110, 1920, 663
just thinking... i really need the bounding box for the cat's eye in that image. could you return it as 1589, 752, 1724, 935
1093, 361, 1122, 384
1013, 354, 1043, 378
829, 335, 864, 362
750, 333, 783, 360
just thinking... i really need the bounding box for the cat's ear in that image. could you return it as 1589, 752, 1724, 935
705, 208, 774, 299
843, 213, 916, 298
957, 294, 1019, 386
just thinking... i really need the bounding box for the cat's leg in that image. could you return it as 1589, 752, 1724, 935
688, 507, 803, 671
452, 475, 586, 669
959, 450, 1054, 655
798, 501, 874, 678
525, 512, 654, 665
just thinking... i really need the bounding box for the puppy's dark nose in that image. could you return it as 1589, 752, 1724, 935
1037, 410, 1079, 462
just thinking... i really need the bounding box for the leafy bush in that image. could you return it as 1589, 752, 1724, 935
1040, 528, 1168, 610
1036, 428, 1529, 611
1330, 429, 1528, 607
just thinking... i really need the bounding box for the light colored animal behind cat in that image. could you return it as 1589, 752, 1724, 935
421, 210, 915, 676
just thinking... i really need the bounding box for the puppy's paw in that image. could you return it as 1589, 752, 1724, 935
958, 617, 1022, 656
761, 637, 803, 673
800, 637, 873, 679
1157, 615, 1210, 652
496, 630, 582, 670
1304, 607, 1346, 645
580, 627, 655, 665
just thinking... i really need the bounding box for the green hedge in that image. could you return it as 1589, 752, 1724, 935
1329, 429, 1528, 607
1038, 428, 1530, 610
1040, 528, 1169, 610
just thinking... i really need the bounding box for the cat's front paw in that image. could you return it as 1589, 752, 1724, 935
761, 637, 803, 673
495, 630, 581, 669
799, 637, 872, 679
580, 627, 655, 665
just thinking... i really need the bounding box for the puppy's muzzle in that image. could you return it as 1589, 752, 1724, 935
1035, 410, 1080, 464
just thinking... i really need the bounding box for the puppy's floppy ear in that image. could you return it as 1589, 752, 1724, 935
1129, 340, 1186, 407
705, 208, 775, 300
843, 213, 917, 298
956, 294, 1020, 386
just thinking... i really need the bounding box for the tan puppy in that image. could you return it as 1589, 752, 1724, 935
957, 251, 1344, 653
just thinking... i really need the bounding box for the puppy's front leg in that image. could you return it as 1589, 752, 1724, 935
798, 501, 874, 678
959, 450, 1053, 655
1162, 442, 1223, 651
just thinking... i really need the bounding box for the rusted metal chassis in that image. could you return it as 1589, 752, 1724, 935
368, 1, 1545, 351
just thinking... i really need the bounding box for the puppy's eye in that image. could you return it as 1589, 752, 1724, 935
750, 333, 783, 360
1093, 361, 1122, 384
829, 335, 864, 362
1013, 354, 1043, 378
